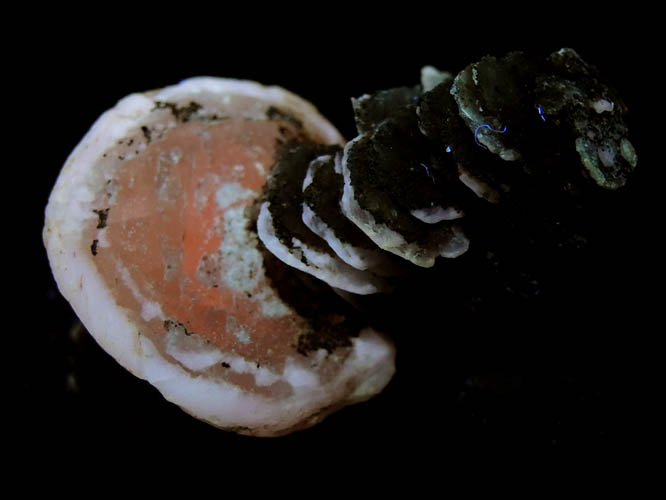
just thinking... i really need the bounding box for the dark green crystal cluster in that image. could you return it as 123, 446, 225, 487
258, 48, 638, 315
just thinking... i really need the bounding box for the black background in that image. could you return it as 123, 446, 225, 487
14, 7, 658, 473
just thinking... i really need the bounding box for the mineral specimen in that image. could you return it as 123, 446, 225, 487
259, 48, 638, 306
44, 78, 396, 436
44, 48, 637, 436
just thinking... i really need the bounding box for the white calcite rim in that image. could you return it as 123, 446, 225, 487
302, 203, 397, 273
301, 153, 399, 274
410, 205, 464, 224
257, 202, 390, 295
340, 136, 470, 267
43, 77, 396, 436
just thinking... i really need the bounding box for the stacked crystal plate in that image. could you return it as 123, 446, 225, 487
257, 48, 637, 297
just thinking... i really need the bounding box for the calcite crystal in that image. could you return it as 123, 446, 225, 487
44, 78, 396, 436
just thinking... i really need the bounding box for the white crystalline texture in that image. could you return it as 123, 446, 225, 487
302, 203, 395, 272
591, 98, 614, 114
257, 202, 390, 294
43, 77, 396, 437
300, 153, 403, 275
411, 205, 464, 224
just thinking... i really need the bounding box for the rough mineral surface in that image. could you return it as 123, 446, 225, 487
261, 48, 637, 308
301, 153, 395, 273
44, 48, 638, 437
256, 141, 390, 293
44, 78, 396, 437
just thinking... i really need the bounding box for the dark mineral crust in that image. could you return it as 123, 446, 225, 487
256, 47, 639, 331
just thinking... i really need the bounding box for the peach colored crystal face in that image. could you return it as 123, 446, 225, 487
89, 119, 306, 377
45, 79, 395, 435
